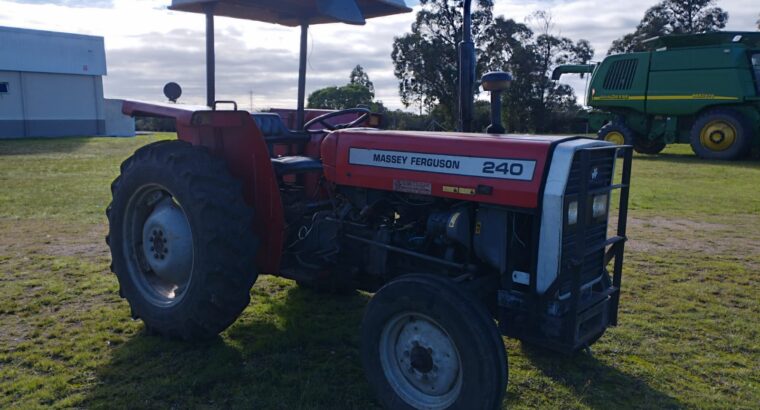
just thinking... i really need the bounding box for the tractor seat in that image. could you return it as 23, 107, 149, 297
271, 156, 322, 176
251, 113, 311, 145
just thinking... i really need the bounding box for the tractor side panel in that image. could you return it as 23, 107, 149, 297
177, 111, 285, 274
323, 130, 565, 209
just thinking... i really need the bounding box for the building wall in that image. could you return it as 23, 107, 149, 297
0, 70, 106, 138
0, 71, 24, 136
0, 26, 118, 139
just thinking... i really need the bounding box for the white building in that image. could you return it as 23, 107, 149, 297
0, 26, 133, 138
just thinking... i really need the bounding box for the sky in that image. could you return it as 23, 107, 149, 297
0, 0, 757, 111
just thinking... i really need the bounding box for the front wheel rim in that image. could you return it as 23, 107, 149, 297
122, 184, 194, 307
379, 312, 463, 410
604, 131, 625, 145
700, 120, 737, 152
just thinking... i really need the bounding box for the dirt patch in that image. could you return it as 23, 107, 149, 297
618, 214, 760, 257
0, 218, 109, 259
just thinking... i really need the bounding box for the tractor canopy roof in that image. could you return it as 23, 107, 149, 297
643, 31, 760, 50
169, 0, 411, 26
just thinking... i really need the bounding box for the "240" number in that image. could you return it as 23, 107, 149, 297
482, 162, 524, 176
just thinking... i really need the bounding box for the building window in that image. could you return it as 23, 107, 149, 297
0, 83, 8, 93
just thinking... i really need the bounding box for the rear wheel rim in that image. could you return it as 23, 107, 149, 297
604, 131, 625, 145
700, 120, 736, 152
379, 312, 463, 410
123, 185, 194, 307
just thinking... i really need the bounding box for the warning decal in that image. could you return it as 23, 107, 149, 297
349, 148, 536, 181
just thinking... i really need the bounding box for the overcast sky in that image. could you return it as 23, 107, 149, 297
0, 0, 757, 110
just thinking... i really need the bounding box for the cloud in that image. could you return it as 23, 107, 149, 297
7, 0, 113, 7
0, 0, 758, 111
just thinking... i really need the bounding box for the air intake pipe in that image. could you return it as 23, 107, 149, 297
481, 71, 512, 134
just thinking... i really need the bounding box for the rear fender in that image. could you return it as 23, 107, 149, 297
121, 100, 285, 274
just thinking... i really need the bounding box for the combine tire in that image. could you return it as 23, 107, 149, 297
106, 140, 258, 340
690, 109, 752, 160
633, 138, 666, 155
361, 274, 507, 410
597, 122, 634, 146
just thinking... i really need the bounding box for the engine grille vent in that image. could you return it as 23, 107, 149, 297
602, 58, 638, 90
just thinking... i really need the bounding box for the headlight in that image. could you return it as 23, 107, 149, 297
567, 201, 578, 225
592, 194, 608, 218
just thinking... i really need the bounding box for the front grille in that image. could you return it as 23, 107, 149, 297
558, 148, 616, 296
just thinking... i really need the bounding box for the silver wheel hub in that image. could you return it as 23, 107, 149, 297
141, 198, 193, 286
379, 313, 462, 410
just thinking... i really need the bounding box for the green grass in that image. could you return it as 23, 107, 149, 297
0, 137, 758, 409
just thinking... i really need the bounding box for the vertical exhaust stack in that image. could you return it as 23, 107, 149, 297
458, 0, 474, 132
481, 71, 512, 134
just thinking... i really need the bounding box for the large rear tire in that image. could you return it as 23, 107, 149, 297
106, 140, 258, 340
690, 109, 752, 160
361, 274, 507, 410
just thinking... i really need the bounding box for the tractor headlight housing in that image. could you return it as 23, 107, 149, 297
567, 194, 608, 226
592, 194, 609, 219
567, 201, 578, 225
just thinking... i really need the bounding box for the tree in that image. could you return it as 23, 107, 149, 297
307, 84, 373, 110
349, 65, 375, 97
392, 3, 592, 132
610, 0, 728, 54
391, 0, 495, 126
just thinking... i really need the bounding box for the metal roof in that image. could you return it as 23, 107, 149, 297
0, 26, 106, 76
643, 31, 760, 50
169, 0, 411, 26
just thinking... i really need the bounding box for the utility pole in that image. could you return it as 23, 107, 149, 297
249, 89, 254, 112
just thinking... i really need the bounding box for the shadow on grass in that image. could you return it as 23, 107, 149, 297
517, 343, 684, 409
0, 137, 90, 156
84, 285, 379, 409
84, 284, 683, 409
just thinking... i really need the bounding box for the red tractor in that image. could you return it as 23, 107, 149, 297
107, 1, 633, 408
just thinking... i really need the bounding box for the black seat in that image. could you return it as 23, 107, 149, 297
251, 113, 311, 145
271, 156, 323, 176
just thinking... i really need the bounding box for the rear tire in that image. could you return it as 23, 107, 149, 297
690, 109, 752, 160
106, 140, 258, 340
361, 274, 507, 410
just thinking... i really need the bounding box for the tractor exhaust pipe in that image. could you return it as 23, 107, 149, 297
458, 0, 474, 132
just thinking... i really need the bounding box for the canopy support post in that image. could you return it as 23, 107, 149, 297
296, 23, 309, 130
204, 3, 216, 107
458, 0, 474, 132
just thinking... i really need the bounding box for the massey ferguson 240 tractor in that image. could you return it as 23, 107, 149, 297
107, 1, 633, 408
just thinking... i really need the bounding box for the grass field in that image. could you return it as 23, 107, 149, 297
1, 135, 758, 409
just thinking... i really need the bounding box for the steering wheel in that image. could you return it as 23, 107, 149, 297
304, 107, 371, 133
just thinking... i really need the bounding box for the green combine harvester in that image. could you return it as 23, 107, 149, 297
554, 32, 760, 160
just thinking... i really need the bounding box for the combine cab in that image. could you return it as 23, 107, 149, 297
106, 1, 633, 408
554, 32, 760, 160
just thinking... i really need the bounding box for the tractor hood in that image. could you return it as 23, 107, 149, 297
169, 0, 411, 26
321, 129, 583, 209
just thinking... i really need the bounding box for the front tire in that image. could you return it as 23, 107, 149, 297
597, 122, 634, 146
361, 274, 507, 410
633, 138, 666, 155
106, 140, 258, 340
690, 109, 752, 160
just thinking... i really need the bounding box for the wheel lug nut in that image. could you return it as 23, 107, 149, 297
154, 253, 159, 258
